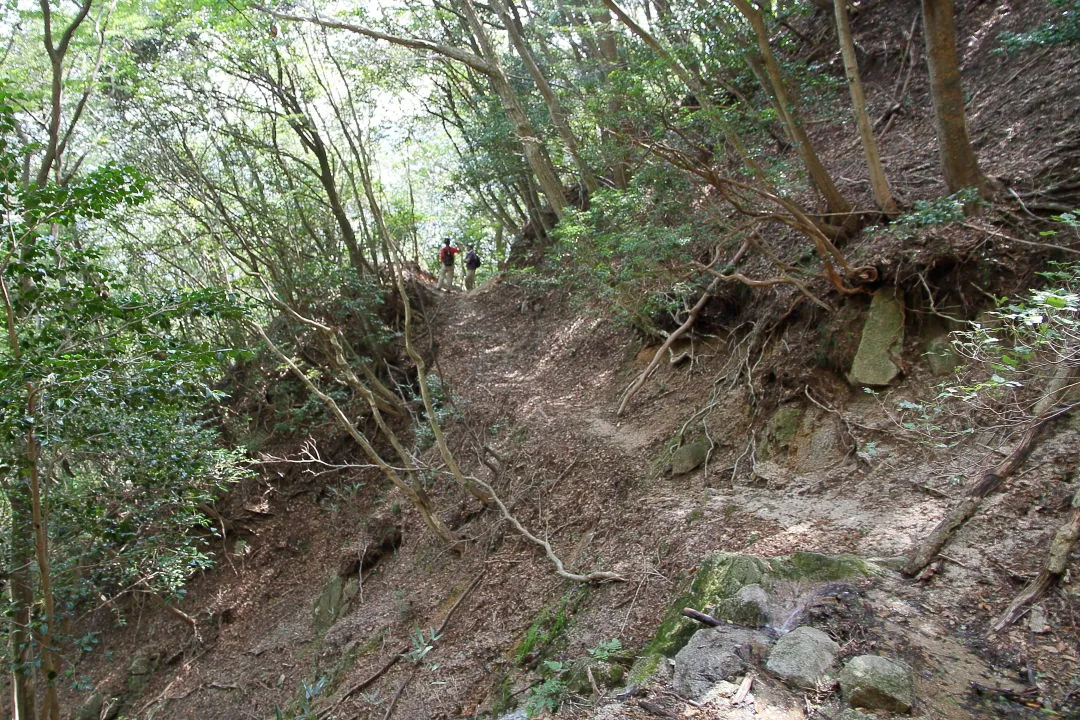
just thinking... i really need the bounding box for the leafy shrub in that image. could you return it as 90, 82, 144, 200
866, 188, 982, 240
999, 1, 1080, 53
533, 172, 707, 333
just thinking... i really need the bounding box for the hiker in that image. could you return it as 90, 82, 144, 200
437, 237, 460, 291
463, 245, 482, 290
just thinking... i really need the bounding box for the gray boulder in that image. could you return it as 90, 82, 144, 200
673, 625, 772, 700
924, 336, 961, 376
671, 439, 711, 475
765, 626, 839, 689
848, 289, 905, 387
713, 583, 770, 628
837, 655, 915, 713
76, 692, 104, 720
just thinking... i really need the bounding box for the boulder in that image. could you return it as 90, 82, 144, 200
713, 583, 770, 628
127, 652, 154, 696
924, 336, 961, 376
765, 626, 839, 689
76, 692, 104, 720
671, 438, 711, 475
848, 289, 905, 387
673, 625, 773, 700
837, 655, 915, 713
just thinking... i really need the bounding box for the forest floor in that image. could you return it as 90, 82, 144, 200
65, 271, 1080, 720
59, 1, 1080, 719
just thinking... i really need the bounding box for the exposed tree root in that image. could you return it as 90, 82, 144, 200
902, 402, 1076, 576
991, 485, 1080, 632
469, 473, 626, 583
618, 275, 721, 416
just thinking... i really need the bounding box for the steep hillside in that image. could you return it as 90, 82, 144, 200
58, 2, 1080, 720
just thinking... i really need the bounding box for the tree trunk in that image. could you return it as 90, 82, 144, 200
731, 0, 852, 217
492, 0, 598, 194
834, 0, 898, 214
921, 0, 988, 197
8, 489, 37, 720
457, 0, 567, 217
582, 0, 630, 188
23, 386, 61, 720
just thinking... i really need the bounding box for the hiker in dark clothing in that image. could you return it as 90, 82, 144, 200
437, 237, 460, 291
463, 245, 482, 290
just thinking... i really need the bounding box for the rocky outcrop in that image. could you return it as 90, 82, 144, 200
848, 289, 905, 386
673, 625, 773, 699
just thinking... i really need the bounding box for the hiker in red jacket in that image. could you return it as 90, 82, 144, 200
437, 237, 460, 291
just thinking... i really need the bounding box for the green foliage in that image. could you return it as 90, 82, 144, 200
998, 1, 1080, 52
588, 638, 623, 661
401, 626, 442, 665
513, 590, 582, 665
940, 260, 1080, 416
867, 188, 982, 240
413, 374, 461, 452
0, 86, 250, 622
533, 175, 704, 333
524, 674, 566, 718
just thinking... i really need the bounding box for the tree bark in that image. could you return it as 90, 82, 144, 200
456, 0, 567, 217
492, 0, 598, 194
731, 0, 852, 217
921, 0, 988, 197
834, 0, 898, 214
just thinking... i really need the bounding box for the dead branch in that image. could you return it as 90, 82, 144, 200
991, 485, 1080, 632
681, 607, 722, 626
617, 275, 721, 416
468, 473, 626, 583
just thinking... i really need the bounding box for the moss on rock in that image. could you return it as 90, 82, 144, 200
630, 552, 883, 685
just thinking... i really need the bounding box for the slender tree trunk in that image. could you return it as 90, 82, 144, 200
492, 0, 598, 194
457, 0, 567, 217
27, 388, 60, 720
834, 0, 897, 214
586, 2, 630, 189
921, 0, 988, 197
8, 488, 37, 720
731, 0, 852, 217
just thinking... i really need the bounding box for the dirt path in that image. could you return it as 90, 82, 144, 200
425, 282, 1078, 719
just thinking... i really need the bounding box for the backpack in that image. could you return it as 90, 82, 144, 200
440, 246, 454, 266
466, 250, 481, 269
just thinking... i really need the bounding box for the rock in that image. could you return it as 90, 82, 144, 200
564, 658, 626, 694
837, 655, 915, 713
848, 289, 905, 387
765, 626, 839, 689
127, 652, 154, 696
672, 625, 773, 700
759, 404, 805, 461
713, 583, 770, 628
671, 438, 711, 475
1028, 604, 1050, 634
76, 692, 104, 720
793, 410, 849, 472
313, 574, 359, 632
635, 552, 880, 668
924, 335, 961, 376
